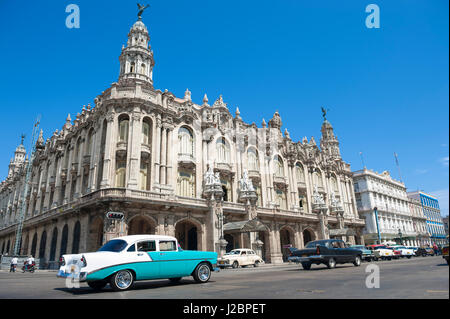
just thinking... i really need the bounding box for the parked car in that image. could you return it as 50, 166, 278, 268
442, 246, 449, 265
349, 245, 375, 262
57, 235, 219, 291
288, 239, 362, 270
386, 246, 402, 259
406, 246, 419, 256
389, 245, 414, 258
366, 245, 394, 260
415, 247, 435, 257
217, 249, 264, 268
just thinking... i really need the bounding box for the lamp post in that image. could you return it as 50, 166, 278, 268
374, 207, 381, 244
398, 229, 403, 245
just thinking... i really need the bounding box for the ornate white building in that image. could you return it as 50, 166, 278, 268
352, 168, 422, 246
0, 16, 364, 267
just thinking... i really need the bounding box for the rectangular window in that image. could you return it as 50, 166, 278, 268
159, 240, 176, 251
137, 240, 156, 252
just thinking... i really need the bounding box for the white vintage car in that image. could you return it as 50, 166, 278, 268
217, 249, 264, 268
389, 245, 415, 258
367, 245, 395, 260
57, 235, 218, 291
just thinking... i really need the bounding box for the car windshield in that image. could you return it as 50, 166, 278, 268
350, 245, 364, 249
226, 250, 241, 255
374, 246, 387, 250
397, 246, 406, 249
97, 239, 128, 252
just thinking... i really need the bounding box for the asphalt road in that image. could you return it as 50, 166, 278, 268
0, 255, 447, 299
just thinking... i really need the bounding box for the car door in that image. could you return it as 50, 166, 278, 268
150, 240, 196, 278
132, 240, 160, 280
240, 250, 249, 266
329, 240, 344, 262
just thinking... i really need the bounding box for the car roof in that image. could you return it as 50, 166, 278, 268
111, 235, 177, 244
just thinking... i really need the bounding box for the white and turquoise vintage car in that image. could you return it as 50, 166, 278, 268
57, 235, 219, 291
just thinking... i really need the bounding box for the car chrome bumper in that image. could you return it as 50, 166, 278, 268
288, 255, 323, 263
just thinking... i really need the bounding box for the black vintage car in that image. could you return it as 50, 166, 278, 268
288, 239, 362, 270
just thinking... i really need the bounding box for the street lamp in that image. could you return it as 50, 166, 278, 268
398, 229, 403, 245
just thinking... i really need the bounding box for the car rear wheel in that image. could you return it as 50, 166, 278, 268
88, 280, 107, 290
193, 263, 211, 283
353, 255, 361, 267
110, 270, 134, 291
407, 256, 412, 259
254, 261, 260, 267
232, 261, 239, 269
373, 256, 378, 262
301, 262, 311, 270
326, 258, 336, 269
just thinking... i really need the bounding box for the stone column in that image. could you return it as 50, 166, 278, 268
160, 127, 167, 185
100, 115, 115, 188
154, 123, 161, 186
166, 128, 174, 188
127, 112, 141, 189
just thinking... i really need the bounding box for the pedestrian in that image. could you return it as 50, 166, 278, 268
433, 243, 438, 255
10, 256, 18, 273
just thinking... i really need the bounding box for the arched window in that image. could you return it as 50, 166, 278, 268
330, 176, 338, 194
276, 189, 287, 210
60, 225, 68, 256
142, 119, 152, 145
140, 160, 150, 191
74, 138, 82, 162
313, 170, 323, 188
177, 170, 195, 198
141, 63, 146, 75
118, 117, 129, 143
115, 160, 126, 187
72, 221, 81, 254
247, 148, 259, 171
178, 127, 194, 159
274, 155, 284, 177
39, 231, 47, 259
130, 62, 135, 73
296, 163, 305, 183
216, 137, 229, 163
86, 129, 94, 156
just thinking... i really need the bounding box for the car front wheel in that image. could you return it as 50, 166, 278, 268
193, 263, 211, 283
232, 261, 239, 269
353, 255, 361, 267
254, 261, 260, 267
301, 262, 311, 270
110, 270, 134, 291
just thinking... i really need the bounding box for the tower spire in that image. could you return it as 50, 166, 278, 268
118, 9, 155, 86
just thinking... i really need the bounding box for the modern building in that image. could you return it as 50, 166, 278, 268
352, 168, 419, 246
407, 191, 447, 246
0, 14, 365, 268
407, 196, 430, 246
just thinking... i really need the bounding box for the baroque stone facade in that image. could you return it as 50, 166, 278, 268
0, 17, 365, 267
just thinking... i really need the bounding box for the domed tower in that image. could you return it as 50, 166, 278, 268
8, 135, 27, 178
319, 108, 341, 159
118, 14, 155, 86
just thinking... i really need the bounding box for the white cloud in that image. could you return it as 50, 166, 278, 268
439, 156, 449, 167
414, 169, 428, 175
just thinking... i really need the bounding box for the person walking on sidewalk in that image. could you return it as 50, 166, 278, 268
10, 256, 18, 272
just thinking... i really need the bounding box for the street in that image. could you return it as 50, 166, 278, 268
0, 255, 447, 299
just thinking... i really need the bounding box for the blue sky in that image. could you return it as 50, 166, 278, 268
0, 0, 448, 215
